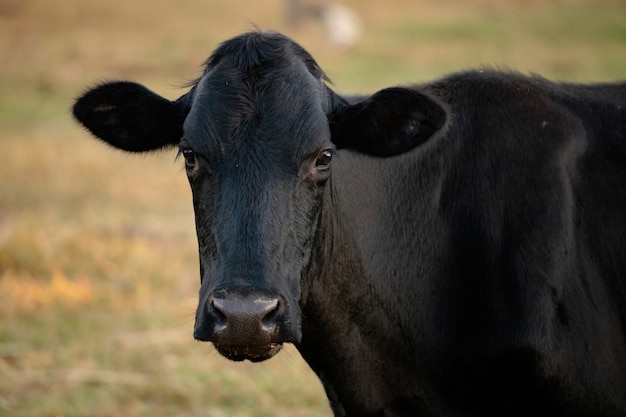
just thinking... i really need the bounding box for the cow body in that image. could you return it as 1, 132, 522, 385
73, 32, 626, 416
301, 74, 626, 416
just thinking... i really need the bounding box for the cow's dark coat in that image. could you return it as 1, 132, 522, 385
73, 31, 626, 417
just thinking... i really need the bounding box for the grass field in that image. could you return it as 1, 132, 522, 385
1, 0, 624, 415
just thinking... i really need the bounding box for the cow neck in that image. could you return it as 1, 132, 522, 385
299, 173, 389, 417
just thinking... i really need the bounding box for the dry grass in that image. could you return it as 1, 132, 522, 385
0, 0, 624, 415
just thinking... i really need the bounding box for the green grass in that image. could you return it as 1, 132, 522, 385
1, 0, 624, 415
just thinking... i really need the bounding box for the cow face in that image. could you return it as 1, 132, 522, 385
73, 31, 446, 362
179, 34, 337, 362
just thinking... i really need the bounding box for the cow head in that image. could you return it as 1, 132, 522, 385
73, 31, 446, 362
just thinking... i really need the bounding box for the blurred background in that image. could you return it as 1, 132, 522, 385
0, 0, 624, 415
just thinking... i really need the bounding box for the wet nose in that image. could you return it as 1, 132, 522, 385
212, 294, 279, 335
195, 290, 282, 345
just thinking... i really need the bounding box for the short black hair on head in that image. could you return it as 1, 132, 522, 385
190, 31, 328, 87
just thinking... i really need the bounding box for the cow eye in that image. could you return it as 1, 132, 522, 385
180, 148, 196, 169
315, 149, 333, 169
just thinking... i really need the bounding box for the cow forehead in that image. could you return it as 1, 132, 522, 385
183, 56, 331, 164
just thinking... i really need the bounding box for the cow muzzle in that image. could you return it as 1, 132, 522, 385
194, 288, 300, 362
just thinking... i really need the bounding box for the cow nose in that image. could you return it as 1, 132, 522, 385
194, 288, 302, 361
211, 294, 280, 335
196, 290, 284, 347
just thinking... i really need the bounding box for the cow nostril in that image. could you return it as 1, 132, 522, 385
210, 297, 228, 328
261, 299, 281, 326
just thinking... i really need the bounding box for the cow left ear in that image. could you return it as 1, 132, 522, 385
329, 87, 446, 157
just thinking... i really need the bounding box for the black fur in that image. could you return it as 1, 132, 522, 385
330, 87, 447, 156
73, 31, 626, 417
73, 81, 188, 152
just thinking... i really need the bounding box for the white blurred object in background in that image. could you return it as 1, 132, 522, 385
317, 3, 362, 49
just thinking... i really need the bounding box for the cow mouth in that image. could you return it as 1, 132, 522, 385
213, 343, 283, 362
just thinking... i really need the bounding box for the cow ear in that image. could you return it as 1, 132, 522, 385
329, 87, 446, 157
72, 81, 189, 152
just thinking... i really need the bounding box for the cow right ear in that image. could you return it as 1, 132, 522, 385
329, 87, 446, 157
72, 81, 190, 152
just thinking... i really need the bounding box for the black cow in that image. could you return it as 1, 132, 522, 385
73, 31, 626, 417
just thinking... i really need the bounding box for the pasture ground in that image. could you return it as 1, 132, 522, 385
1, 0, 624, 415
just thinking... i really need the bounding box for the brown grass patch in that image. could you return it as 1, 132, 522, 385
0, 270, 94, 314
